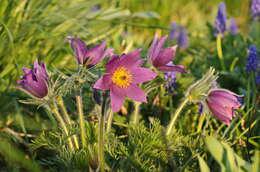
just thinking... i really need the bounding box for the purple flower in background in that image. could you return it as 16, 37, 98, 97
164, 71, 176, 93
91, 5, 100, 11
206, 89, 242, 125
169, 23, 189, 49
256, 70, 260, 84
197, 103, 204, 115
229, 18, 238, 35
214, 2, 227, 36
148, 35, 187, 73
246, 45, 259, 72
251, 0, 260, 20
68, 37, 113, 67
15, 60, 48, 98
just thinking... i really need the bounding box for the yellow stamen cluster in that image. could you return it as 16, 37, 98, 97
112, 67, 132, 88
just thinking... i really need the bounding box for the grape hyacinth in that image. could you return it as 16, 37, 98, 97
169, 23, 189, 49
229, 18, 238, 35
256, 70, 260, 84
214, 2, 227, 36
197, 103, 204, 115
68, 37, 113, 67
164, 71, 176, 93
15, 60, 49, 98
251, 0, 260, 20
246, 45, 259, 72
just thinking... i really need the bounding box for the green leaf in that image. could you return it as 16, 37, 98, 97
132, 11, 160, 19
198, 156, 210, 172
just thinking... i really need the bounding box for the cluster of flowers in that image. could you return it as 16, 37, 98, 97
16, 33, 243, 125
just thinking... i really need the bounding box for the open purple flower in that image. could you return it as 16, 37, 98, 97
94, 49, 157, 112
68, 37, 113, 67
206, 89, 242, 125
148, 35, 187, 73
15, 60, 48, 98
214, 2, 227, 36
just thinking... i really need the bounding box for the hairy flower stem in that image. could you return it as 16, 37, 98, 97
106, 109, 114, 133
166, 97, 189, 136
98, 114, 105, 172
49, 103, 74, 151
132, 102, 141, 124
76, 91, 87, 148
57, 97, 79, 150
216, 34, 227, 71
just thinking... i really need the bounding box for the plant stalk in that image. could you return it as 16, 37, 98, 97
106, 109, 114, 133
98, 114, 105, 172
49, 103, 74, 151
216, 34, 227, 71
57, 96, 79, 150
166, 97, 189, 136
132, 102, 141, 124
76, 91, 87, 148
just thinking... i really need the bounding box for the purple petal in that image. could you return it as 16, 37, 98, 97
131, 67, 157, 84
22, 67, 31, 74
156, 64, 187, 73
153, 46, 177, 66
148, 36, 168, 62
93, 74, 112, 90
106, 54, 121, 73
126, 84, 147, 102
68, 37, 88, 64
110, 85, 126, 112
119, 49, 144, 68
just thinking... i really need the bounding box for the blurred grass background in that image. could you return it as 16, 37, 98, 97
0, 0, 258, 170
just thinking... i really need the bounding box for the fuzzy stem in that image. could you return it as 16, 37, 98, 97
197, 113, 206, 133
216, 34, 227, 71
106, 109, 114, 133
166, 97, 189, 136
98, 114, 105, 172
57, 97, 80, 150
49, 103, 74, 151
132, 102, 141, 124
76, 91, 87, 148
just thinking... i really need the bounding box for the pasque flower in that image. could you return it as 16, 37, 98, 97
68, 37, 113, 67
94, 49, 157, 112
214, 2, 227, 36
206, 89, 242, 125
246, 45, 259, 72
148, 35, 187, 73
16, 59, 48, 98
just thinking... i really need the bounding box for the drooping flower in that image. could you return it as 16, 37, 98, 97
251, 0, 260, 20
169, 23, 189, 49
94, 50, 157, 112
256, 70, 260, 84
214, 2, 227, 36
68, 37, 113, 67
15, 60, 49, 98
206, 89, 242, 125
164, 71, 176, 93
246, 45, 259, 72
229, 18, 238, 35
148, 35, 187, 73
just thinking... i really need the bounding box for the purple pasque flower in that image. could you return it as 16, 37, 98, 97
148, 35, 187, 73
169, 23, 189, 49
206, 89, 242, 125
94, 49, 157, 112
164, 71, 176, 93
68, 37, 113, 67
246, 45, 259, 72
15, 60, 48, 98
229, 18, 238, 35
214, 2, 227, 36
251, 0, 260, 20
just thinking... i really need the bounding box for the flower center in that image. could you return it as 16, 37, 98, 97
112, 67, 132, 88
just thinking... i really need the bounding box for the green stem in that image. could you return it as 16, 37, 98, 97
57, 97, 80, 150
197, 113, 206, 133
132, 102, 141, 124
166, 97, 189, 136
49, 103, 74, 151
98, 114, 105, 172
216, 34, 227, 71
106, 109, 114, 133
76, 91, 87, 148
